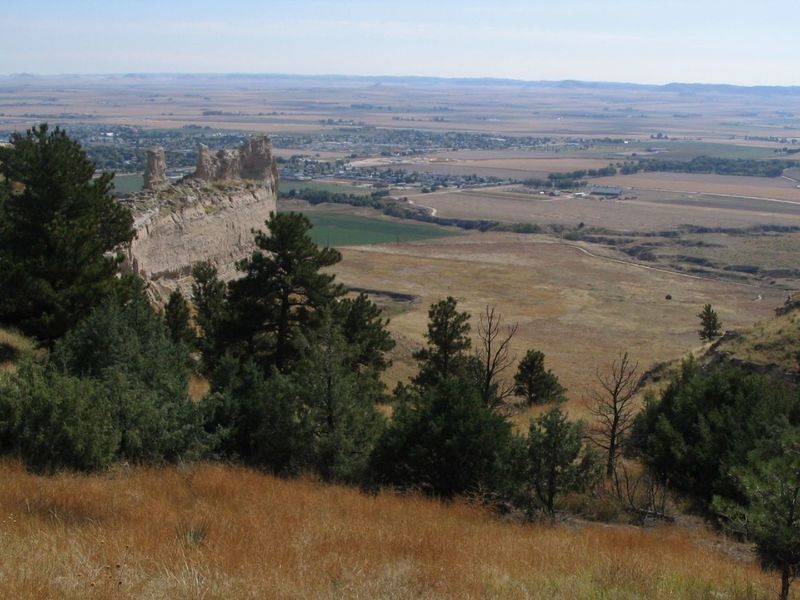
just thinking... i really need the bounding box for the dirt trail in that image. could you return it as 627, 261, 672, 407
551, 238, 770, 290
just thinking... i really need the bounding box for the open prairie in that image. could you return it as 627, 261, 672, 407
3, 75, 800, 140
330, 232, 783, 413
404, 185, 800, 231
592, 172, 800, 202
0, 460, 776, 600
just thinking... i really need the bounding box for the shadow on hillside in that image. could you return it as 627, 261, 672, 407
0, 342, 19, 364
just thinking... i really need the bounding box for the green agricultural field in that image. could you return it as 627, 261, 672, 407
300, 213, 459, 246
279, 180, 372, 196
113, 173, 144, 193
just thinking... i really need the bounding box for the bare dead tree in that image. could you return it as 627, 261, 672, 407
474, 305, 518, 412
612, 459, 671, 524
586, 351, 641, 477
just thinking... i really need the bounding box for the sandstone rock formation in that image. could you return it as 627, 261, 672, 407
192, 135, 278, 184
194, 144, 217, 181
143, 146, 168, 191
121, 135, 279, 300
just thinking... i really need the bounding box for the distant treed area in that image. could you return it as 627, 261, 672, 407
2, 122, 797, 197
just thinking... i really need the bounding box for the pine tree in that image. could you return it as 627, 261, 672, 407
292, 313, 385, 483
227, 211, 344, 371
335, 292, 395, 373
713, 428, 800, 600
0, 124, 134, 344
526, 407, 600, 516
412, 296, 471, 387
164, 290, 196, 348
191, 261, 229, 373
698, 303, 722, 341
371, 377, 519, 499
513, 349, 566, 406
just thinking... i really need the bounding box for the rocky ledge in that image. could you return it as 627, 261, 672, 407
121, 136, 279, 300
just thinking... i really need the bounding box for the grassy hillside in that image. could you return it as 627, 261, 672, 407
0, 461, 777, 599
707, 296, 800, 381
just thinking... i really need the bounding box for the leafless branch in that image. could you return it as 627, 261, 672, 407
475, 305, 518, 412
586, 351, 642, 477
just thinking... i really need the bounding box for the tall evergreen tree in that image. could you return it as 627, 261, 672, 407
526, 407, 600, 516
227, 211, 344, 371
412, 296, 471, 387
698, 303, 722, 341
513, 349, 566, 406
335, 292, 396, 373
292, 313, 385, 483
191, 261, 229, 373
0, 124, 134, 344
164, 289, 196, 348
713, 428, 800, 600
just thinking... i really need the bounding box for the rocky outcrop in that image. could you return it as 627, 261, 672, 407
240, 136, 280, 181
194, 144, 217, 181
121, 136, 279, 300
143, 146, 168, 191
121, 180, 277, 300
192, 135, 278, 184
775, 293, 800, 316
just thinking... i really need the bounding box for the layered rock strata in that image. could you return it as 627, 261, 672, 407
121, 136, 278, 300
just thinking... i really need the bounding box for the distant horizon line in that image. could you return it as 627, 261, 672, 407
2, 71, 799, 91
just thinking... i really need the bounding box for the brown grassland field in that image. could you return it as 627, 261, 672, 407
592, 172, 800, 202
329, 231, 783, 420
3, 75, 800, 598
401, 185, 800, 231
0, 461, 778, 599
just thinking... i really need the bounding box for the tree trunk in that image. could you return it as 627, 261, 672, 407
276, 295, 290, 371
780, 565, 791, 600
605, 434, 616, 478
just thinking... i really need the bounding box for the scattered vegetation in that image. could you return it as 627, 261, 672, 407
1, 124, 798, 597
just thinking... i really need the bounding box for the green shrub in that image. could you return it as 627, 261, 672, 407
51, 295, 204, 463
0, 361, 119, 473
370, 378, 521, 499
632, 359, 800, 506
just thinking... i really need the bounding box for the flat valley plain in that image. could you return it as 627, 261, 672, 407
3, 74, 800, 598
330, 231, 783, 413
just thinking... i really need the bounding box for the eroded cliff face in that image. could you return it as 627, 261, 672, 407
120, 136, 279, 301
192, 136, 279, 183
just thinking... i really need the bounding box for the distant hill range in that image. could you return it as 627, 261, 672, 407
2, 73, 800, 96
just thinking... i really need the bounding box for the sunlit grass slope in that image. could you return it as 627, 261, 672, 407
0, 461, 777, 599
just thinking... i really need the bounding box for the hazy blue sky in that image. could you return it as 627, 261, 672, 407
2, 0, 798, 85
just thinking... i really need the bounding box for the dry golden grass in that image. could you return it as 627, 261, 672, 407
715, 305, 800, 374
592, 172, 800, 202
332, 232, 782, 419
0, 460, 779, 599
188, 375, 210, 402
408, 185, 800, 231
0, 327, 36, 374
